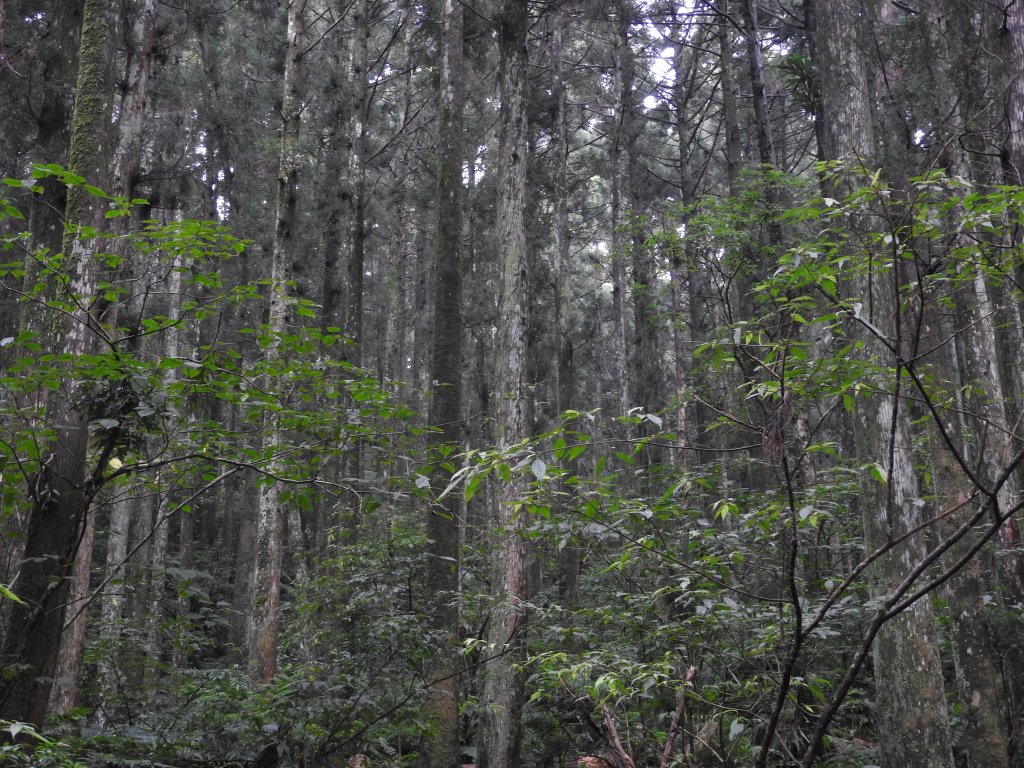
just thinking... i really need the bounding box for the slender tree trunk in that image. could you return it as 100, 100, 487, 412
549, 6, 580, 610
718, 4, 742, 196
94, 483, 133, 727
741, 0, 777, 171
380, 1, 415, 387
232, 480, 258, 649
478, 3, 530, 767
671, 28, 694, 470
249, 0, 305, 684
144, 256, 184, 680
146, 475, 171, 679
321, 20, 352, 338
616, 0, 659, 419
608, 10, 630, 418
344, 0, 370, 365
421, 0, 465, 762
173, 504, 193, 672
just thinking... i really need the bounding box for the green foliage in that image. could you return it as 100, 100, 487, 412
0, 722, 88, 767
457, 168, 1024, 766
6, 166, 1023, 767
0, 170, 422, 764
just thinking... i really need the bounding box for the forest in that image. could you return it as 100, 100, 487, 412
1, 0, 1024, 767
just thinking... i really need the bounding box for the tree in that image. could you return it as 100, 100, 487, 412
248, 0, 307, 685
48, 0, 163, 716
421, 0, 466, 762
811, 4, 955, 765
0, 0, 118, 728
478, 2, 530, 767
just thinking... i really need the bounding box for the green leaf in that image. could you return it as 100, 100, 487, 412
0, 584, 24, 604
565, 444, 587, 462
867, 463, 888, 486
465, 472, 483, 502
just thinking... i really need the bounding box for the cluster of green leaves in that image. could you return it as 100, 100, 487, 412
0, 169, 424, 764
7, 165, 1023, 767
0, 721, 88, 767
477, 167, 1024, 766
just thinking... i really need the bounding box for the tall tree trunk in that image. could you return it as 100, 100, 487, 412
616, 0, 659, 420
146, 473, 171, 679
919, 5, 1018, 762
173, 505, 194, 672
478, 2, 530, 767
379, 0, 415, 387
144, 255, 184, 680
718, 2, 742, 196
111, 0, 158, 202
670, 18, 697, 470
812, 4, 956, 767
18, 0, 84, 339
741, 0, 777, 171
344, 0, 370, 365
923, 332, 1009, 768
320, 17, 352, 338
46, 504, 95, 716
248, 0, 305, 684
95, 483, 133, 727
48, 0, 162, 715
549, 6, 580, 608
852, 392, 955, 768
421, 0, 465, 763
996, 10, 1024, 757
338, 0, 370, 546
608, 9, 630, 418
1004, 1, 1024, 188
0, 0, 117, 728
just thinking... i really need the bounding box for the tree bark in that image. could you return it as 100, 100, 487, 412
919, 6, 1018, 762
48, 0, 162, 716
18, 0, 84, 340
741, 0, 777, 171
617, 0, 660, 420
46, 504, 94, 716
548, 6, 582, 612
344, 0, 370, 366
478, 3, 530, 767
0, 0, 117, 728
94, 483, 133, 727
813, 3, 956, 766
718, 3, 742, 196
608, 8, 630, 418
248, 0, 305, 684
1004, 1, 1024, 188
421, 0, 465, 763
